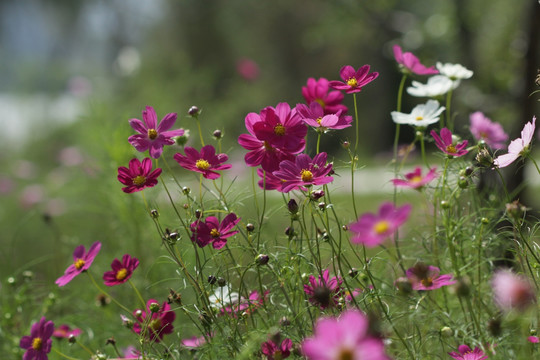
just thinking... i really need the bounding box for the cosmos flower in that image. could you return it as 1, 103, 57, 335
272, 152, 334, 193
469, 112, 508, 150
190, 213, 240, 249
174, 145, 232, 179
407, 75, 458, 97
391, 100, 445, 127
431, 128, 469, 157
405, 263, 456, 290
257, 168, 285, 192
117, 158, 162, 193
528, 336, 540, 344
128, 106, 184, 159
391, 167, 438, 190
221, 290, 268, 316
182, 335, 208, 349
392, 45, 439, 75
436, 62, 473, 80
493, 116, 536, 168
303, 269, 343, 309
52, 324, 82, 339
329, 65, 379, 94
491, 269, 536, 311
296, 102, 352, 131
302, 77, 348, 115
56, 242, 102, 286
261, 337, 293, 360
103, 254, 140, 286
20, 317, 54, 360
133, 299, 175, 343
448, 345, 488, 360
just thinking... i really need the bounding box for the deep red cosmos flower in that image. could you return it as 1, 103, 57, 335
103, 254, 139, 286
190, 213, 240, 249
261, 337, 293, 360
174, 145, 231, 179
133, 299, 175, 343
20, 317, 54, 360
117, 158, 162, 193
56, 242, 101, 286
329, 65, 379, 94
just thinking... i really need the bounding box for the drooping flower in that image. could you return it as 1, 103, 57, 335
56, 242, 102, 286
448, 344, 488, 360
190, 213, 240, 249
391, 100, 445, 127
349, 202, 411, 247
296, 102, 352, 131
469, 112, 508, 150
272, 152, 334, 193
261, 337, 293, 360
20, 317, 54, 360
436, 62, 473, 80
405, 263, 456, 290
117, 158, 162, 193
329, 65, 379, 94
103, 254, 140, 286
302, 77, 348, 115
431, 128, 469, 157
52, 324, 82, 339
133, 299, 175, 343
493, 116, 536, 168
391, 167, 438, 190
301, 309, 391, 360
128, 106, 184, 159
174, 145, 232, 180
491, 269, 535, 311
407, 75, 458, 97
392, 45, 439, 75
303, 269, 343, 309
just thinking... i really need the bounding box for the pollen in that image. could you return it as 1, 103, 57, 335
373, 220, 390, 235
445, 145, 457, 153
32, 337, 43, 351
116, 268, 128, 281
315, 98, 326, 107
149, 318, 162, 332
74, 259, 86, 270
421, 277, 433, 287
274, 124, 286, 136
338, 348, 354, 360
410, 175, 423, 184
148, 128, 158, 140
210, 228, 220, 238
301, 169, 313, 182
415, 116, 423, 121
316, 117, 323, 125
133, 175, 147, 186
195, 159, 210, 170
346, 77, 358, 88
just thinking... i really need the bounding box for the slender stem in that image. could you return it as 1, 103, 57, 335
316, 131, 322, 154
129, 279, 147, 309
52, 348, 80, 360
445, 89, 453, 131
196, 118, 205, 146
86, 272, 132, 315
353, 93, 360, 156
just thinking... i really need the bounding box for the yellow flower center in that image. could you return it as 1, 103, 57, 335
116, 268, 128, 281
346, 78, 358, 88
32, 337, 43, 351
338, 348, 354, 360
421, 277, 433, 287
74, 259, 85, 270
196, 159, 210, 170
210, 228, 220, 238
415, 116, 423, 121
274, 124, 286, 136
315, 98, 325, 107
410, 175, 423, 184
316, 117, 323, 125
133, 175, 146, 186
479, 131, 487, 139
149, 318, 162, 332
148, 128, 158, 140
445, 145, 457, 153
301, 169, 313, 182
373, 220, 390, 235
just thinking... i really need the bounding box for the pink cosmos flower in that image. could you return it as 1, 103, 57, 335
301, 309, 391, 360
261, 337, 293, 360
103, 254, 140, 286
528, 336, 540, 344
491, 269, 535, 311
392, 45, 439, 75
182, 335, 208, 348
296, 102, 352, 131
236, 57, 260, 81
128, 106, 184, 159
174, 145, 231, 180
221, 290, 268, 316
431, 128, 469, 157
117, 158, 162, 193
304, 269, 343, 309
190, 213, 240, 249
257, 168, 285, 192
52, 324, 82, 339
493, 116, 536, 168
133, 299, 175, 343
469, 112, 508, 150
20, 317, 54, 360
302, 77, 348, 115
329, 65, 379, 94
391, 167, 438, 190
448, 345, 488, 360
405, 263, 456, 290
349, 202, 411, 247
56, 242, 101, 286
272, 153, 334, 193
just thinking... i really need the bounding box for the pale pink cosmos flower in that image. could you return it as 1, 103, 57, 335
469, 112, 508, 150
392, 45, 439, 75
528, 336, 540, 344
392, 167, 438, 190
405, 263, 456, 290
302, 77, 348, 115
301, 309, 391, 360
56, 242, 101, 286
448, 344, 488, 360
431, 128, 469, 157
272, 152, 334, 193
182, 335, 207, 348
296, 102, 352, 131
128, 106, 184, 159
349, 202, 411, 247
493, 116, 536, 168
174, 145, 232, 179
491, 269, 535, 311
329, 65, 379, 94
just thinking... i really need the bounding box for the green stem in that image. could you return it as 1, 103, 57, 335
196, 118, 205, 146
86, 272, 132, 315
445, 89, 453, 131
129, 279, 147, 309
52, 348, 80, 360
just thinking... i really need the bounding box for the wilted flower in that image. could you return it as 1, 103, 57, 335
56, 242, 101, 286
407, 75, 458, 97
103, 254, 139, 286
174, 145, 232, 179
20, 317, 54, 360
392, 45, 439, 75
469, 112, 508, 150
448, 344, 488, 360
190, 213, 240, 249
436, 62, 473, 80
117, 158, 162, 193
272, 152, 334, 193
493, 116, 536, 168
329, 65, 379, 94
391, 167, 438, 190
391, 100, 445, 127
431, 128, 469, 157
491, 269, 535, 311
133, 300, 175, 343
405, 263, 456, 290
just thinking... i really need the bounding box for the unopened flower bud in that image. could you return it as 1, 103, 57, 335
208, 275, 217, 285
105, 337, 116, 345
134, 309, 143, 317
318, 202, 326, 210
488, 317, 502, 337
536, 69, 540, 87
465, 166, 474, 176
149, 302, 161, 313
183, 203, 189, 209
182, 186, 191, 195
256, 254, 269, 265
348, 268, 358, 278
342, 225, 348, 231
454, 276, 471, 297
440, 200, 450, 209
188, 106, 200, 117
440, 326, 453, 338
475, 148, 493, 168
68, 334, 77, 344
531, 329, 538, 336
150, 209, 159, 219
288, 199, 299, 214
7, 277, 16, 286
217, 278, 227, 287
195, 209, 202, 219
342, 141, 350, 149
169, 232, 179, 241
481, 217, 489, 224
280, 316, 291, 327
285, 226, 294, 237
96, 293, 110, 307
506, 200, 527, 221
168, 289, 182, 305
213, 129, 222, 139
246, 223, 255, 232
175, 131, 190, 146
458, 176, 468, 189
121, 315, 134, 329
310, 190, 325, 201
395, 277, 413, 295
22, 270, 34, 281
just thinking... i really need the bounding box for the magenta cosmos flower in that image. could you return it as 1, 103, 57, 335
448, 345, 488, 360
262, 337, 293, 360
301, 309, 391, 360
56, 241, 101, 286
493, 116, 536, 168
174, 145, 231, 179
392, 45, 438, 75
491, 269, 535, 311
20, 317, 54, 360
431, 128, 469, 157
52, 324, 82, 339
391, 167, 438, 190
349, 202, 411, 247
296, 102, 352, 131
128, 106, 184, 159
528, 336, 540, 344
257, 168, 285, 192
405, 263, 456, 290
117, 158, 162, 193
302, 77, 348, 115
182, 335, 208, 348
190, 213, 240, 249
103, 254, 139, 286
469, 111, 508, 150
329, 65, 379, 94
133, 299, 175, 343
272, 152, 334, 193
304, 269, 343, 309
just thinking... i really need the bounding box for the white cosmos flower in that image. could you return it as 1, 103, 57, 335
391, 100, 445, 127
406, 75, 459, 97
208, 286, 239, 309
436, 62, 473, 80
